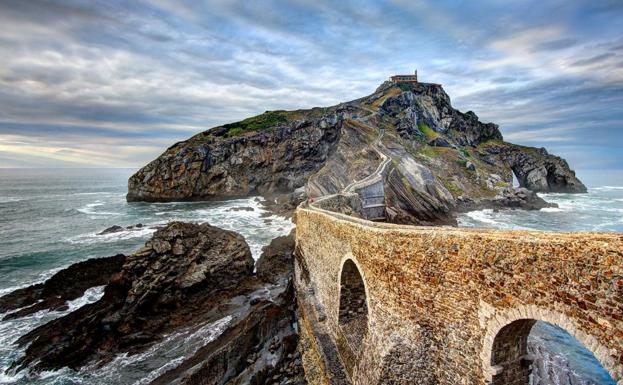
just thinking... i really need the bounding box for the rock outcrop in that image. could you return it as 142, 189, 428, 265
127, 80, 586, 224
10, 222, 254, 372
5, 223, 305, 385
0, 254, 126, 320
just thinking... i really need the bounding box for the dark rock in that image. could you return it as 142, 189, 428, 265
458, 187, 556, 212
10, 222, 254, 373
483, 143, 587, 193
256, 230, 296, 283
227, 206, 255, 212
127, 108, 347, 203
428, 137, 451, 147
98, 225, 124, 235
0, 254, 126, 320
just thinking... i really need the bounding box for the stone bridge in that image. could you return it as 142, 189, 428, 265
294, 201, 623, 385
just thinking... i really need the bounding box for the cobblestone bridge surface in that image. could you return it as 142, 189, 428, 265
295, 199, 623, 385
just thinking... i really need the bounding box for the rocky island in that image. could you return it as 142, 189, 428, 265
127, 80, 585, 225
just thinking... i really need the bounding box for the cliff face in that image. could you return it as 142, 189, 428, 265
128, 80, 586, 223
127, 108, 349, 202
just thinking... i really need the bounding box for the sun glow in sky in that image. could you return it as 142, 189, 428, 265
0, 0, 621, 185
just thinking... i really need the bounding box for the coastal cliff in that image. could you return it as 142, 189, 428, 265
127, 80, 585, 224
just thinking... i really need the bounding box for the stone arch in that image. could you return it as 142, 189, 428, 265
337, 256, 369, 355
481, 305, 621, 384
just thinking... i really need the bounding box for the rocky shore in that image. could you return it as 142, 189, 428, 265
2, 223, 305, 384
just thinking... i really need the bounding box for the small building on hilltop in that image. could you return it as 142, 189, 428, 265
390, 70, 418, 83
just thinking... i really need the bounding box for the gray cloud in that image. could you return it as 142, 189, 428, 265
0, 0, 621, 179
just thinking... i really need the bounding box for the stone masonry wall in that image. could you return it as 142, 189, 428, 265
294, 207, 623, 385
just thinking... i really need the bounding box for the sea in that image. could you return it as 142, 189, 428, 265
0, 168, 621, 384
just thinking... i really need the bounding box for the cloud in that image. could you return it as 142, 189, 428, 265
0, 0, 620, 182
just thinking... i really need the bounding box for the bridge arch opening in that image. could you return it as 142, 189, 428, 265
489, 319, 617, 385
338, 258, 368, 354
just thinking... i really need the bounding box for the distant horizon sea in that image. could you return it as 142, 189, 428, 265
0, 168, 620, 384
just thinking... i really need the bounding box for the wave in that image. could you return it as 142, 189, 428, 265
592, 186, 623, 191
76, 201, 120, 216
463, 209, 501, 225
0, 286, 105, 384
0, 197, 23, 204
540, 207, 563, 212
66, 226, 157, 245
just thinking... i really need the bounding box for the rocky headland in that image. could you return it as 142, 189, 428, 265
127, 80, 585, 225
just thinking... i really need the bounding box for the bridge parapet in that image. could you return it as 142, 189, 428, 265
294, 205, 623, 385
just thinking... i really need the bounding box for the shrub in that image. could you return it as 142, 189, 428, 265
221, 110, 289, 137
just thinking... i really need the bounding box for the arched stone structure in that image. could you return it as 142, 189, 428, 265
335, 256, 370, 376
481, 305, 620, 384
294, 205, 623, 385
338, 259, 369, 350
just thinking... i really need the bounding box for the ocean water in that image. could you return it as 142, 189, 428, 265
0, 169, 620, 384
459, 186, 623, 385
458, 187, 623, 232
0, 168, 293, 384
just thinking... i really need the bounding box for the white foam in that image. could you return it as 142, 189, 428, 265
540, 207, 563, 212
66, 286, 105, 311
0, 197, 22, 204
464, 209, 501, 225
77, 201, 120, 216
66, 226, 157, 245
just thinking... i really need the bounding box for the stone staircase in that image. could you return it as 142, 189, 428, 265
344, 122, 391, 221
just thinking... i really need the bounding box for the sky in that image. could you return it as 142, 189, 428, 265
0, 0, 621, 186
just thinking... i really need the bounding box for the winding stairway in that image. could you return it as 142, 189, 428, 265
343, 111, 391, 221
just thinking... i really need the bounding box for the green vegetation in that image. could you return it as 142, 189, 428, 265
222, 110, 290, 137
459, 147, 471, 158
417, 123, 439, 140
445, 181, 464, 197
225, 127, 244, 137
419, 145, 447, 158
455, 159, 468, 168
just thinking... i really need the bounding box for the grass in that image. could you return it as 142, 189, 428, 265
417, 123, 439, 140
445, 181, 464, 197
222, 110, 290, 137
455, 159, 468, 168
419, 145, 448, 158
459, 147, 471, 158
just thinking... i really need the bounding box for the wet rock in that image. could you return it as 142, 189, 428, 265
226, 206, 255, 212
147, 230, 305, 385
458, 187, 556, 212
428, 137, 451, 147
0, 254, 126, 320
10, 222, 254, 373
256, 230, 296, 284
98, 225, 124, 235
